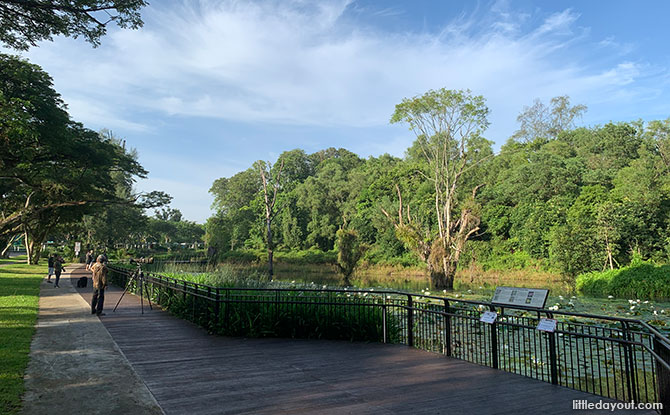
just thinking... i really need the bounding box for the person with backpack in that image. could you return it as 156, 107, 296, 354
46, 254, 55, 283
53, 255, 65, 288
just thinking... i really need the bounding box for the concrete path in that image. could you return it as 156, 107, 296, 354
21, 264, 164, 415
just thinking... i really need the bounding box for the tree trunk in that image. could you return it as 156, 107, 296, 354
25, 230, 43, 264
429, 261, 456, 290
266, 218, 273, 277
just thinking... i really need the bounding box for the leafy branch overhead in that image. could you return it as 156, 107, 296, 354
0, 0, 148, 50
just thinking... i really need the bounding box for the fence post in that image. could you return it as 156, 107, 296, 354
548, 331, 558, 385
407, 295, 414, 348
621, 322, 636, 402
490, 306, 503, 369
444, 299, 452, 357
214, 288, 220, 332
653, 336, 670, 415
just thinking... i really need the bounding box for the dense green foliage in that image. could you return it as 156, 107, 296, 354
576, 259, 670, 300
207, 109, 670, 292
0, 261, 42, 414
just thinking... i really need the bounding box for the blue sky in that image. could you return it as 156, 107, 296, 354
17, 0, 670, 223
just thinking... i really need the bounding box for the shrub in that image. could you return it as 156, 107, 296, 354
107, 266, 400, 343
576, 260, 670, 300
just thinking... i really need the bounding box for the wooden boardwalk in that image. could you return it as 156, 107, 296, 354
70, 267, 652, 415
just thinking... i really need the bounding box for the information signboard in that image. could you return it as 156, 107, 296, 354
74, 241, 81, 256
536, 318, 558, 332
491, 286, 549, 309
479, 311, 498, 324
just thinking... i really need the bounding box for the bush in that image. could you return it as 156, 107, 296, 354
107, 266, 400, 343
576, 260, 670, 300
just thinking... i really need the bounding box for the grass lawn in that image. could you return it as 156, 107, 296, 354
0, 259, 43, 414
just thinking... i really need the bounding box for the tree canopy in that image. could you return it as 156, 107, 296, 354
0, 54, 169, 262
0, 0, 147, 50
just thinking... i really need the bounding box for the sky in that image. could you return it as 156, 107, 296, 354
15, 0, 670, 223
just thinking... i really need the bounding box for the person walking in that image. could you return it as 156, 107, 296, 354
46, 254, 55, 283
90, 255, 108, 316
53, 255, 65, 288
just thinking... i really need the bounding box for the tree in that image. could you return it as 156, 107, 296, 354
335, 228, 363, 286
0, 0, 147, 50
513, 96, 587, 143
388, 88, 491, 289
0, 54, 168, 263
256, 158, 284, 277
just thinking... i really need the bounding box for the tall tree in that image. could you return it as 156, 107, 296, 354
0, 54, 168, 263
0, 0, 147, 50
256, 158, 284, 277
513, 96, 587, 143
388, 88, 491, 289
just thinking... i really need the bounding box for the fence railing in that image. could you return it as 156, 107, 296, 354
108, 265, 670, 413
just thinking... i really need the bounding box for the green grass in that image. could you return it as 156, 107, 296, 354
0, 262, 43, 415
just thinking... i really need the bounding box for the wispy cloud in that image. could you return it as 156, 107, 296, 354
23, 0, 664, 133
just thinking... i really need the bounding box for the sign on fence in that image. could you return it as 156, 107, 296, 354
491, 286, 549, 309
536, 318, 558, 332
479, 311, 498, 324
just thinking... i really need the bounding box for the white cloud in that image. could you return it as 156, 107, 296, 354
21, 0, 665, 138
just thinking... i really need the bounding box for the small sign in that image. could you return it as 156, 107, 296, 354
480, 311, 498, 324
74, 242, 81, 252
491, 286, 549, 309
537, 318, 558, 332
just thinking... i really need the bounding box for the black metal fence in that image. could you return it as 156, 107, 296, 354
109, 266, 669, 413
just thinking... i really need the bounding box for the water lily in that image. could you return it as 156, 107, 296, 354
608, 295, 614, 299
628, 300, 635, 304
630, 306, 636, 310
643, 300, 649, 304
425, 291, 430, 296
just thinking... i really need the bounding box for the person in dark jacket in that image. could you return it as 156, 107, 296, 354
85, 250, 94, 270
53, 255, 65, 288
46, 254, 55, 283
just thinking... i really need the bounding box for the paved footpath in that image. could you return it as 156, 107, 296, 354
21, 264, 163, 415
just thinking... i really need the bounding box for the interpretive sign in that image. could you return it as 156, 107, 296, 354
536, 318, 558, 332
479, 311, 498, 324
74, 241, 81, 256
491, 286, 549, 309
